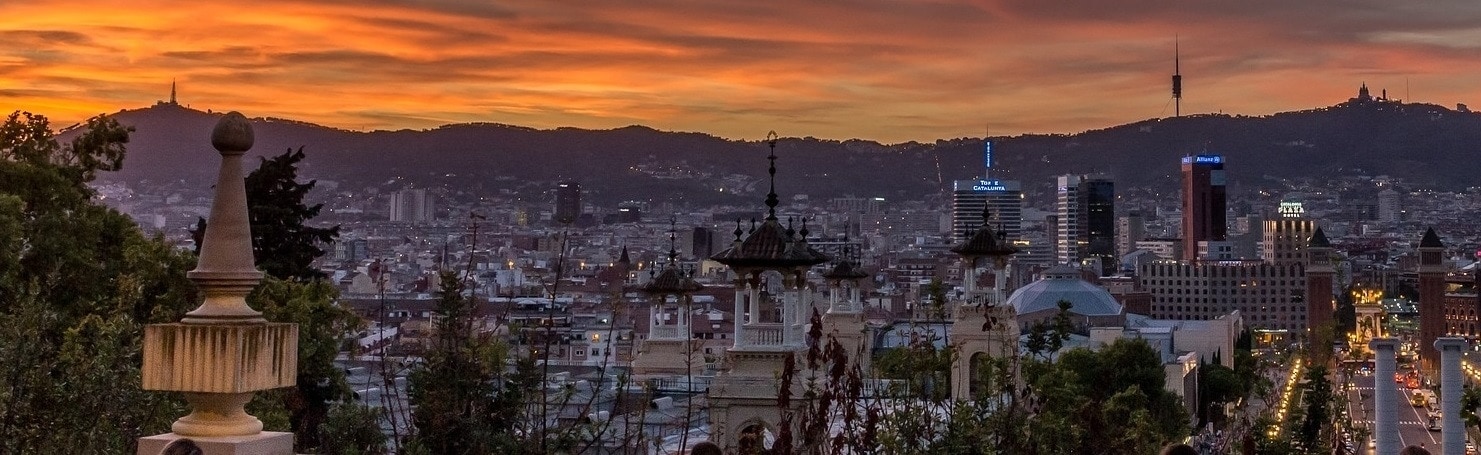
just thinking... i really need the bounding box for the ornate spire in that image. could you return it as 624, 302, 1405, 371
666, 216, 679, 265
764, 131, 779, 221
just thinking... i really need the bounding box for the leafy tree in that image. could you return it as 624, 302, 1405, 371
1047, 338, 1191, 453
1199, 362, 1241, 425
247, 277, 365, 452
1462, 385, 1481, 432
0, 111, 198, 452
873, 336, 954, 401
318, 403, 389, 455
404, 272, 540, 454
193, 146, 339, 281
1297, 365, 1334, 451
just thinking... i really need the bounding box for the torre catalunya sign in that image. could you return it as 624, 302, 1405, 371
972, 179, 1009, 192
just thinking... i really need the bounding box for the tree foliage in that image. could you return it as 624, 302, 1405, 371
404, 272, 540, 454
1296, 364, 1334, 451
247, 277, 365, 451
0, 111, 198, 452
778, 311, 1190, 454
193, 146, 339, 281
318, 403, 390, 455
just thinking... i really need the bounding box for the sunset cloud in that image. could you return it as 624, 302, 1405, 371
3, 1, 1480, 142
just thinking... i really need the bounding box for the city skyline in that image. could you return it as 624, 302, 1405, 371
4, 1, 1481, 142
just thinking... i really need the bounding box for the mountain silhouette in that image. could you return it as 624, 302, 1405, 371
85, 98, 1481, 206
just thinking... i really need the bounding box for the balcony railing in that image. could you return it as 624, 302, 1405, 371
648, 326, 682, 340
739, 323, 785, 347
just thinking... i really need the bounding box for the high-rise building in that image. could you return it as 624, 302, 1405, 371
1045, 214, 1060, 259
554, 181, 582, 225
1377, 188, 1401, 223
1054, 177, 1079, 264
951, 179, 1022, 243
1117, 213, 1145, 259
1262, 202, 1316, 266
389, 188, 435, 223
1181, 155, 1227, 261
1054, 175, 1115, 275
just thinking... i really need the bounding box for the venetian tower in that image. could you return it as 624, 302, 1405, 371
631, 222, 705, 377
138, 113, 299, 454
706, 132, 830, 452
1417, 227, 1445, 375
1304, 227, 1335, 362
948, 209, 1021, 401
820, 239, 873, 372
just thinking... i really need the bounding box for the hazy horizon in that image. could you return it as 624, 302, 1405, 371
5, 1, 1481, 142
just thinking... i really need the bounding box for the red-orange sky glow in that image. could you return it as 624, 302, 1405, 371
4, 1, 1481, 142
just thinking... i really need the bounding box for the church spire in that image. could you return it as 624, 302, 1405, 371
170, 79, 177, 105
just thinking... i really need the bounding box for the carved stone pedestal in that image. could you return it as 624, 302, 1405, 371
138, 432, 294, 455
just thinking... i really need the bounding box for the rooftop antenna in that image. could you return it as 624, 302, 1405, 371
983, 124, 992, 180
1172, 36, 1182, 117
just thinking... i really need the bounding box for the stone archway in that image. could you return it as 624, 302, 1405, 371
737, 419, 777, 453
968, 351, 990, 398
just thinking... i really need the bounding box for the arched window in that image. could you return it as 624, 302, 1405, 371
969, 351, 991, 398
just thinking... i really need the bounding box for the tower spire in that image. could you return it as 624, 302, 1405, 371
666, 216, 679, 265
764, 130, 779, 221
171, 78, 177, 105
1172, 36, 1182, 117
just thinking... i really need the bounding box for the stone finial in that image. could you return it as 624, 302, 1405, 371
211, 112, 254, 154
142, 112, 298, 444
185, 112, 265, 324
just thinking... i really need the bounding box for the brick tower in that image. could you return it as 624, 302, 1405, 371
1304, 227, 1335, 361
1417, 227, 1445, 375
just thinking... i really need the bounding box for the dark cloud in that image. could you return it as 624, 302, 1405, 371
0, 30, 96, 46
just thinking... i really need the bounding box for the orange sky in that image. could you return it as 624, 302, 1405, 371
4, 1, 1481, 142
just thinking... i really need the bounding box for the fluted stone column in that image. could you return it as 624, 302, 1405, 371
1437, 337, 1466, 455
1370, 337, 1400, 455
139, 113, 299, 455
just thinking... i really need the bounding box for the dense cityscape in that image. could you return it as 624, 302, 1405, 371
0, 85, 1454, 455
10, 3, 1481, 455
